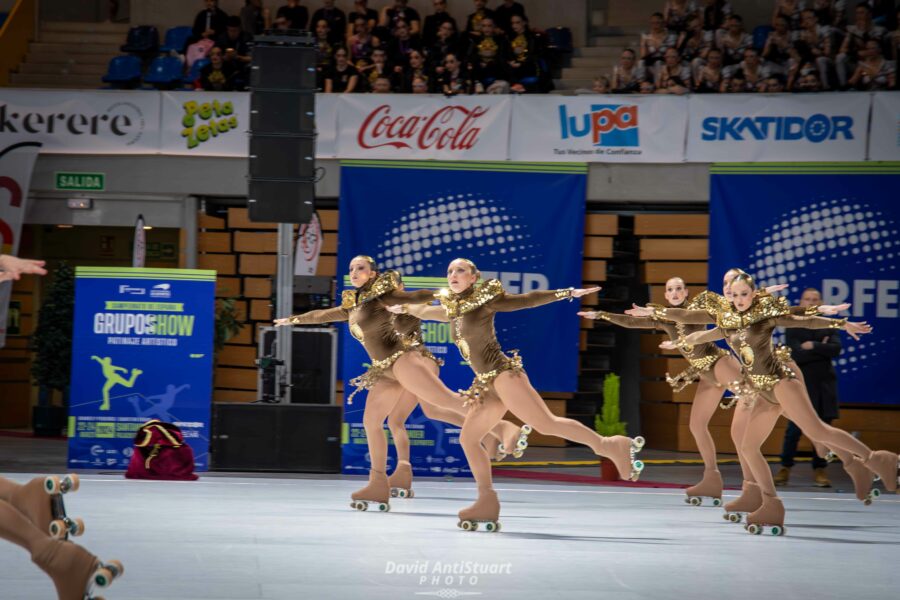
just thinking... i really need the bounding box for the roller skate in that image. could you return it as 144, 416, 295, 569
745, 493, 786, 536
4, 475, 84, 540
497, 423, 533, 460
31, 537, 123, 600
723, 480, 762, 524
599, 436, 645, 482
457, 487, 501, 533
350, 469, 391, 512
864, 450, 900, 493
824, 451, 838, 464
388, 461, 414, 499
844, 456, 880, 505
684, 469, 723, 507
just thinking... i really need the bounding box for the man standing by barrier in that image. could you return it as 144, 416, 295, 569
775, 287, 842, 488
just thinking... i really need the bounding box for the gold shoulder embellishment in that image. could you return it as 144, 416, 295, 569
357, 270, 401, 304
341, 290, 356, 310
687, 290, 727, 316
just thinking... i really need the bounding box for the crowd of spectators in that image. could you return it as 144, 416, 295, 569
593, 0, 898, 94
184, 0, 555, 93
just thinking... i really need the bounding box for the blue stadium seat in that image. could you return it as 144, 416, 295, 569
120, 25, 160, 54
182, 57, 210, 86
143, 56, 184, 87
160, 26, 192, 54
752, 25, 773, 51
545, 27, 573, 54
101, 55, 143, 88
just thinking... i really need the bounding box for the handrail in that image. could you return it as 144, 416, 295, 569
0, 0, 37, 87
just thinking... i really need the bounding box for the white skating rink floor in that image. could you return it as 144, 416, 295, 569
1, 473, 898, 600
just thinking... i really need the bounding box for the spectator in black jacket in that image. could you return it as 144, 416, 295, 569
312, 0, 347, 45
465, 0, 496, 42
276, 0, 309, 30
423, 0, 457, 46
776, 287, 843, 488
192, 0, 228, 43
494, 0, 526, 34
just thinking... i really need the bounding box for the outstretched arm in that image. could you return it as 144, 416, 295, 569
578, 310, 660, 330
380, 289, 436, 306
389, 303, 449, 322
275, 306, 349, 327
492, 287, 600, 312
773, 315, 872, 341
682, 327, 726, 345
626, 304, 714, 324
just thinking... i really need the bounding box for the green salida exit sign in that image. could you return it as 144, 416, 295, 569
55, 172, 105, 191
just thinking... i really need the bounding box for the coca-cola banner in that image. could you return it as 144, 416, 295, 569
509, 95, 688, 163
0, 89, 160, 154
335, 94, 512, 160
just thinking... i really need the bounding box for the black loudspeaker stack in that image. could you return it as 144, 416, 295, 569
248, 31, 317, 223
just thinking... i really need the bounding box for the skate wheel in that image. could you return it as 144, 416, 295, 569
459, 520, 474, 531
521, 425, 533, 435
106, 560, 124, 578
633, 459, 644, 472
722, 512, 731, 521
728, 513, 741, 523
497, 444, 507, 454
747, 524, 761, 535
407, 489, 415, 499
70, 518, 86, 537
94, 568, 115, 588
871, 488, 881, 499
511, 450, 524, 459
712, 498, 722, 507
771, 525, 784, 536
632, 436, 645, 450
49, 520, 67, 539
397, 489, 408, 499
516, 437, 528, 450
378, 503, 390, 512
688, 496, 701, 506
44, 476, 61, 495
484, 521, 499, 533
390, 489, 399, 498
63, 474, 80, 493
864, 498, 872, 506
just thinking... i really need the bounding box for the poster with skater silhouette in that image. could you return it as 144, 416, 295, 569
67, 267, 216, 470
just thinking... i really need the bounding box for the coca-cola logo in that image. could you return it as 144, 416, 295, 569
357, 104, 489, 151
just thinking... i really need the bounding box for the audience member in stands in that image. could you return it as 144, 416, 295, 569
865, 0, 896, 26
348, 16, 376, 63
381, 0, 421, 36
312, 0, 347, 45
348, 0, 378, 38
507, 14, 542, 91
465, 0, 496, 42
611, 48, 645, 93
723, 67, 747, 91
793, 65, 825, 90
762, 72, 787, 91
640, 12, 678, 73
315, 19, 334, 87
216, 16, 252, 89
440, 52, 478, 94
796, 8, 836, 87
639, 79, 657, 93
387, 19, 423, 63
786, 39, 822, 88
716, 14, 753, 66
655, 47, 693, 93
664, 0, 699, 33
359, 46, 393, 90
848, 38, 897, 88
397, 49, 434, 91
892, 8, 900, 61
694, 46, 725, 91
423, 0, 457, 46
371, 75, 393, 92
730, 47, 768, 89
192, 0, 228, 43
837, 2, 888, 87
700, 0, 732, 31
198, 46, 236, 90
763, 15, 795, 73
468, 17, 510, 92
678, 13, 715, 73
411, 75, 430, 92
772, 0, 805, 29
494, 0, 526, 35
240, 0, 270, 35
325, 46, 360, 92
276, 0, 308, 30
591, 75, 611, 93
811, 0, 847, 28
427, 20, 463, 68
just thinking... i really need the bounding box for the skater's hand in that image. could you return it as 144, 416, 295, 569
659, 340, 677, 350
576, 311, 598, 319
818, 303, 850, 315
273, 317, 293, 327
844, 321, 872, 340
386, 304, 407, 314
765, 283, 789, 293
801, 341, 815, 350
0, 254, 47, 281
571, 286, 601, 298
625, 304, 653, 317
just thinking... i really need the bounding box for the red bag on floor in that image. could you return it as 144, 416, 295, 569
125, 420, 198, 481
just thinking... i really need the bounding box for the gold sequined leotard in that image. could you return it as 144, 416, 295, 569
287, 270, 434, 401
435, 279, 575, 404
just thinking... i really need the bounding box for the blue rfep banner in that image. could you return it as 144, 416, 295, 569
709, 164, 900, 405
68, 267, 216, 470
338, 160, 587, 475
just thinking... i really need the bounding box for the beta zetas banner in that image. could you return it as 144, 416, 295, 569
68, 267, 215, 470
159, 91, 247, 156
687, 92, 870, 162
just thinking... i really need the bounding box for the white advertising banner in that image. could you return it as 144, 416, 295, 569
686, 93, 870, 162
160, 91, 248, 156
0, 142, 41, 347
0, 89, 160, 154
869, 92, 900, 161
315, 94, 338, 158
335, 94, 512, 160
509, 95, 688, 162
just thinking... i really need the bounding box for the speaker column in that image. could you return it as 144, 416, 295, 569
248, 31, 318, 224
